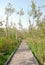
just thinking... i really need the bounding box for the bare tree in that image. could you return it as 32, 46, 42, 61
17, 8, 24, 29
5, 3, 15, 37
14, 8, 24, 39
13, 23, 17, 40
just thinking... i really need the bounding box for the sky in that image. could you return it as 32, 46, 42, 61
0, 0, 45, 29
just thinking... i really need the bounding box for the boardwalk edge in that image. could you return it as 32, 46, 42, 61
4, 42, 21, 65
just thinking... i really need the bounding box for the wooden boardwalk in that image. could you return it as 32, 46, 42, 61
8, 40, 39, 65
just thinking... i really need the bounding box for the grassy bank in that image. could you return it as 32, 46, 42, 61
0, 36, 21, 65
25, 36, 45, 65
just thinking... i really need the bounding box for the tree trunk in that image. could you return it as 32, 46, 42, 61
6, 16, 8, 37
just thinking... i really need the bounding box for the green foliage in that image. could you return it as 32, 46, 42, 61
25, 30, 45, 65
31, 1, 36, 11
0, 37, 19, 65
0, 28, 5, 37
28, 17, 45, 64
0, 27, 22, 65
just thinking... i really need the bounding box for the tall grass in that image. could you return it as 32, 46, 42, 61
0, 37, 19, 65
0, 28, 22, 65
25, 30, 45, 65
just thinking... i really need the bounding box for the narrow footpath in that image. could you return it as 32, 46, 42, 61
8, 40, 39, 65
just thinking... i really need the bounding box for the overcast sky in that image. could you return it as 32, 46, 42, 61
0, 0, 45, 29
